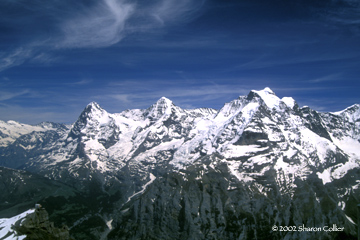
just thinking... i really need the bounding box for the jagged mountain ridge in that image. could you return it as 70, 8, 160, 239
0, 87, 359, 239
0, 206, 73, 240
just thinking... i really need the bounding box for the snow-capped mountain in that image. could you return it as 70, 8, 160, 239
0, 87, 359, 239
0, 120, 62, 147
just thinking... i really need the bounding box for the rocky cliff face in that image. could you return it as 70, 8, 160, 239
12, 206, 73, 240
0, 87, 359, 239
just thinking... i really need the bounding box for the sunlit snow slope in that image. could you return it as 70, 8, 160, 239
1, 87, 359, 239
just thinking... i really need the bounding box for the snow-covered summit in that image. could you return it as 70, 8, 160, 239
247, 87, 299, 110
158, 96, 172, 104
79, 101, 110, 122
281, 97, 297, 109
2, 88, 360, 240
249, 87, 282, 109
145, 96, 180, 120
83, 101, 106, 115
0, 120, 57, 147
69, 101, 115, 140
2, 88, 360, 188
331, 104, 360, 121
1, 88, 360, 239
258, 87, 275, 94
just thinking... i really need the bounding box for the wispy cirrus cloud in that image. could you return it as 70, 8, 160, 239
59, 0, 135, 48
146, 0, 205, 27
306, 0, 360, 35
0, 0, 206, 71
0, 47, 33, 72
59, 0, 206, 48
308, 73, 342, 83
0, 89, 30, 101
68, 79, 93, 86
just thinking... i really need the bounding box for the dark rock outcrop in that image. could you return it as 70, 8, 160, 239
13, 206, 74, 240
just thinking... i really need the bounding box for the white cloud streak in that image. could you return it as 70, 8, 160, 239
317, 0, 360, 34
0, 89, 30, 101
0, 39, 57, 72
68, 79, 93, 85
59, 0, 135, 48
0, 47, 33, 72
308, 73, 342, 83
59, 0, 205, 48
0, 0, 206, 71
148, 0, 205, 26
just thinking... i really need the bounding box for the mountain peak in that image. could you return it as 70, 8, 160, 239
332, 103, 360, 122
1, 88, 360, 240
247, 87, 281, 109
80, 101, 108, 118
281, 97, 297, 109
81, 102, 109, 121
251, 87, 275, 95
146, 97, 175, 119
70, 102, 110, 136
262, 87, 275, 94
157, 96, 173, 104
334, 103, 360, 114
85, 101, 103, 112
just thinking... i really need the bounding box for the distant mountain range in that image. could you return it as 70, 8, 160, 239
1, 87, 359, 239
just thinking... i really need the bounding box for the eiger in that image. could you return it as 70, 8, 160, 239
0, 87, 359, 240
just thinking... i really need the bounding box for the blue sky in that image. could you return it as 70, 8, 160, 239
1, 0, 359, 124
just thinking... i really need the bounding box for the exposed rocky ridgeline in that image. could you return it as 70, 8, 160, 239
0, 87, 359, 239
12, 205, 74, 240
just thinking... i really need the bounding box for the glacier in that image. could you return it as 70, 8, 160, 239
0, 87, 359, 239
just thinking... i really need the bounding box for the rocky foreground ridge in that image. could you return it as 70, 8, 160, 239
0, 87, 359, 239
13, 205, 73, 240
0, 205, 73, 240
